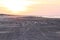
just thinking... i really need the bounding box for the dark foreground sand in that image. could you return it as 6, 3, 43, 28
0, 15, 60, 40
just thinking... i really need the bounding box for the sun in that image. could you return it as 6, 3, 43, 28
0, 0, 37, 13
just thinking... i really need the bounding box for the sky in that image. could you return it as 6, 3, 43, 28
0, 0, 60, 18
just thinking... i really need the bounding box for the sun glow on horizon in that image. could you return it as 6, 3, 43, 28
0, 0, 38, 13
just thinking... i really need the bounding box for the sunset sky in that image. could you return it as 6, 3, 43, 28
0, 0, 60, 18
